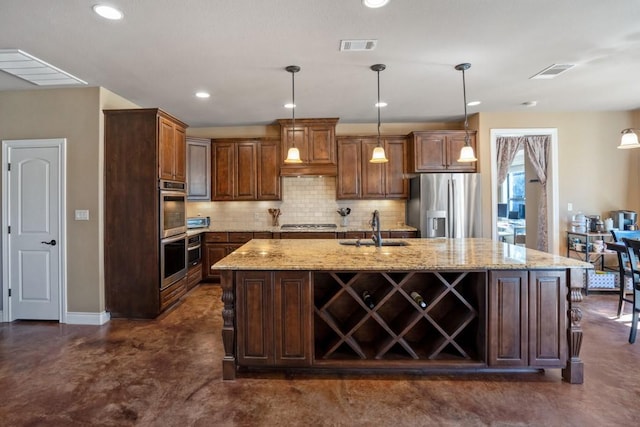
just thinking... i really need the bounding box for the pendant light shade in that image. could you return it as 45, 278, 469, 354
618, 128, 640, 149
370, 64, 389, 164
455, 63, 478, 163
284, 65, 303, 164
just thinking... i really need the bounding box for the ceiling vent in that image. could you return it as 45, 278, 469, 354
339, 39, 377, 51
530, 64, 575, 79
0, 49, 87, 86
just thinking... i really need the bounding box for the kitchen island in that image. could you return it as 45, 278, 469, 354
213, 238, 591, 383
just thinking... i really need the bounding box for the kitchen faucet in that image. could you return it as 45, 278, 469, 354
371, 210, 382, 247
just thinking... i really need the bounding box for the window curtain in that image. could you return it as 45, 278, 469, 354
496, 135, 550, 252
524, 135, 550, 252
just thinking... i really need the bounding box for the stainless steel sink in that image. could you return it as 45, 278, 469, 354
339, 239, 409, 247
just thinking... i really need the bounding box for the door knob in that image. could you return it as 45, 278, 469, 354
41, 240, 57, 246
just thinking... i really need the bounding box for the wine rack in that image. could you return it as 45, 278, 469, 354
313, 271, 486, 363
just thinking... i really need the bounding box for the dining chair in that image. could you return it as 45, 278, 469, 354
609, 230, 640, 316
621, 237, 640, 344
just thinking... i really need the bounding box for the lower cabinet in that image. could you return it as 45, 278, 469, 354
236, 271, 312, 367
205, 232, 272, 280
160, 276, 187, 311
488, 270, 566, 368
187, 263, 203, 290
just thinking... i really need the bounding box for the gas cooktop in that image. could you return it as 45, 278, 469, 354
280, 224, 337, 230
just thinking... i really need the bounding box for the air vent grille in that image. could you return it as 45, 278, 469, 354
340, 39, 378, 51
530, 64, 575, 79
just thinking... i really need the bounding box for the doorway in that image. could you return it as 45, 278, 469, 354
490, 129, 559, 254
2, 139, 67, 322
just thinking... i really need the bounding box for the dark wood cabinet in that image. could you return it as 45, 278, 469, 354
211, 138, 280, 201
159, 116, 187, 182
104, 108, 188, 318
278, 118, 339, 176
204, 232, 271, 280
408, 131, 477, 173
187, 263, 203, 291
337, 136, 408, 200
236, 271, 312, 367
488, 270, 566, 368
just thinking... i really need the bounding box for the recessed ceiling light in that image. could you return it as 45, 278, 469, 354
522, 101, 537, 107
363, 0, 390, 8
195, 91, 210, 99
467, 101, 481, 106
375, 101, 387, 108
284, 103, 296, 109
93, 5, 124, 20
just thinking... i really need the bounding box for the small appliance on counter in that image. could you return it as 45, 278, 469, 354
187, 216, 210, 229
611, 210, 638, 230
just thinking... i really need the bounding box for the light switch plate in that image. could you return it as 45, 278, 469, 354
75, 209, 89, 220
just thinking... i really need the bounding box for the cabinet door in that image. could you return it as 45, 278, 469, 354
158, 117, 176, 180
336, 139, 361, 199
211, 142, 235, 201
488, 270, 528, 366
173, 125, 187, 182
257, 140, 281, 200
361, 140, 385, 199
410, 132, 447, 172
273, 271, 312, 366
281, 125, 308, 164
308, 125, 335, 164
236, 271, 273, 365
186, 138, 211, 200
384, 137, 408, 198
235, 141, 257, 200
528, 271, 567, 367
446, 133, 477, 172
205, 243, 229, 280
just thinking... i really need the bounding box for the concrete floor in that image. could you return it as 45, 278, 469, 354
1, 284, 639, 427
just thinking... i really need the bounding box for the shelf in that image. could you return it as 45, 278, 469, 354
313, 271, 485, 362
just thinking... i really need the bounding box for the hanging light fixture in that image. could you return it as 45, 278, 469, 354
618, 128, 640, 149
370, 64, 389, 163
284, 65, 303, 163
455, 63, 478, 162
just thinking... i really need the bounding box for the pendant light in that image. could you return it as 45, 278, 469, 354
370, 64, 389, 163
284, 65, 303, 163
618, 128, 640, 149
455, 63, 478, 163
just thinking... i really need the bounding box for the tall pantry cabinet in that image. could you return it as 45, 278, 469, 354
104, 108, 188, 318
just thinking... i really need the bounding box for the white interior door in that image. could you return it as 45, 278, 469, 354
2, 139, 65, 321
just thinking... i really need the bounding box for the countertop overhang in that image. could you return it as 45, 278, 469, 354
212, 238, 593, 271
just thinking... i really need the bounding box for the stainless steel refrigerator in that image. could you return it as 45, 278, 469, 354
406, 174, 482, 238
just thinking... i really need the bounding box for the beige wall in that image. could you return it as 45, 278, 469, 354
0, 87, 137, 314
477, 111, 640, 251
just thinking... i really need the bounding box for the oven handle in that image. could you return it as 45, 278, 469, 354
188, 243, 201, 251
162, 233, 187, 244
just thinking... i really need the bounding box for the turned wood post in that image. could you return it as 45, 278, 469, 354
562, 268, 584, 384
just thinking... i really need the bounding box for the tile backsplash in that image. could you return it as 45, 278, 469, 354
187, 176, 406, 229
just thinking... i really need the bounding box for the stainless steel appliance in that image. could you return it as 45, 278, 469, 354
187, 234, 202, 266
160, 233, 187, 289
611, 210, 638, 230
406, 174, 482, 238
187, 216, 210, 229
280, 224, 337, 230
160, 180, 187, 238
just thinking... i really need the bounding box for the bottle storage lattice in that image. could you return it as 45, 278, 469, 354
313, 271, 486, 362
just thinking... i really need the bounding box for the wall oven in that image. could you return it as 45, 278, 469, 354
161, 233, 187, 289
187, 234, 202, 266
160, 180, 187, 238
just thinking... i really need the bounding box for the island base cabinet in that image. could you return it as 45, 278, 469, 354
488, 270, 567, 368
235, 271, 312, 369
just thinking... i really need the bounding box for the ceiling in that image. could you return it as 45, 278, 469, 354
1, 0, 640, 128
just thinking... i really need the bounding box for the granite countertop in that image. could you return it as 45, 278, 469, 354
212, 238, 593, 271
187, 225, 417, 236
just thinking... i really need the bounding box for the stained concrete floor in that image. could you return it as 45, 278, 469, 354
1, 284, 639, 427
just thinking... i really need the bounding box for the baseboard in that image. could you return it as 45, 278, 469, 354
65, 311, 110, 325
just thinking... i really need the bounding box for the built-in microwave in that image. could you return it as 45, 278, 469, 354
160, 180, 186, 238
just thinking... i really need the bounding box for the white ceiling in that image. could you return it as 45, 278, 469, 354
1, 0, 639, 128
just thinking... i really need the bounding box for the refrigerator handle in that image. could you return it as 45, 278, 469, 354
447, 178, 452, 237
451, 178, 457, 238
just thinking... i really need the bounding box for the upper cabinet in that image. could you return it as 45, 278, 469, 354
186, 137, 211, 200
278, 118, 339, 176
211, 138, 281, 201
337, 136, 408, 200
159, 116, 187, 182
408, 130, 477, 173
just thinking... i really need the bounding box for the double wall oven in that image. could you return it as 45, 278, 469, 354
160, 180, 187, 289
